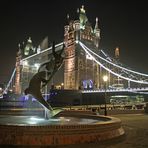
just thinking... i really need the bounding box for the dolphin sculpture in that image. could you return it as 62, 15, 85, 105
24, 71, 53, 110
24, 42, 65, 118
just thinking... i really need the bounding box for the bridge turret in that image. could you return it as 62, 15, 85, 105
15, 44, 22, 94
94, 17, 101, 48
115, 47, 120, 60
64, 14, 70, 47
24, 37, 34, 56
73, 9, 80, 42
113, 47, 124, 89
64, 17, 76, 89
79, 5, 88, 30
39, 36, 49, 50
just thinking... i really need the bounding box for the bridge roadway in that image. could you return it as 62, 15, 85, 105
82, 87, 148, 96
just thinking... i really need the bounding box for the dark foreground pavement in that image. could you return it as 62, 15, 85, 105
55, 113, 148, 148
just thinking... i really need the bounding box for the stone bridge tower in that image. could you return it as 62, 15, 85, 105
15, 44, 22, 94
64, 6, 101, 90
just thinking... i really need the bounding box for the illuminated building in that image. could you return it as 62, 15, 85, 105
15, 37, 63, 94
15, 44, 22, 94
64, 5, 101, 90
14, 6, 101, 94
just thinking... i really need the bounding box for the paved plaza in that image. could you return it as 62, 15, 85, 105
55, 113, 148, 148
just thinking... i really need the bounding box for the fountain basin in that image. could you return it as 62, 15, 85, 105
0, 111, 124, 146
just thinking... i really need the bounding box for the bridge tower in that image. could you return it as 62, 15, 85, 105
15, 37, 37, 94
112, 47, 124, 89
64, 6, 101, 90
15, 44, 22, 94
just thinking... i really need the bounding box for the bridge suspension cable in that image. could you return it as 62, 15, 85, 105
3, 68, 16, 94
79, 41, 148, 85
21, 42, 64, 61
3, 42, 64, 94
79, 42, 148, 77
3, 41, 148, 96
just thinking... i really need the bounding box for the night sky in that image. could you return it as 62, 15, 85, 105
0, 0, 148, 83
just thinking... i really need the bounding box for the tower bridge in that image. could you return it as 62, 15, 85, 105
3, 6, 148, 104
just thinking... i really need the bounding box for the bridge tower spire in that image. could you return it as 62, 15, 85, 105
113, 47, 124, 89
115, 47, 120, 60
94, 17, 101, 48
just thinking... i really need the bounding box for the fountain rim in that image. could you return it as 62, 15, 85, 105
0, 114, 121, 128
0, 112, 125, 145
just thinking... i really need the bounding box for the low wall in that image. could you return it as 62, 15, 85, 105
99, 109, 144, 115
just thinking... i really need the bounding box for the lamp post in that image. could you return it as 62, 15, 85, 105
61, 83, 64, 89
103, 75, 108, 116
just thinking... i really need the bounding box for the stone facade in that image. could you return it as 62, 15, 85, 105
64, 6, 101, 90
15, 6, 101, 94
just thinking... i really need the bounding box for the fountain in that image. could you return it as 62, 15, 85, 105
0, 42, 124, 146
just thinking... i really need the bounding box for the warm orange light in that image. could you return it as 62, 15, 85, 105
103, 75, 108, 82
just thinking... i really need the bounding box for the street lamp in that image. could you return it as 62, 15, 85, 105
61, 83, 64, 89
103, 75, 108, 116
